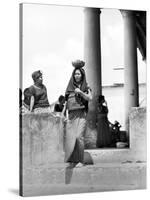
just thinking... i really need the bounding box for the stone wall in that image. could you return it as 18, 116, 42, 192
21, 113, 65, 168
130, 107, 146, 161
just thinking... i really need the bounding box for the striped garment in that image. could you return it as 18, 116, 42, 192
64, 109, 87, 163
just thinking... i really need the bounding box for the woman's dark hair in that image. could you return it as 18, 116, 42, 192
58, 95, 65, 103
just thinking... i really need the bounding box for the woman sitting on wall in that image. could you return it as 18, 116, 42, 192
23, 70, 51, 113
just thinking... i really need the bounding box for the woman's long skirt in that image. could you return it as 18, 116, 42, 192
64, 110, 87, 163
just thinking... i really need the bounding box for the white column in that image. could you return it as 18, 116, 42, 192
84, 8, 102, 130
121, 10, 139, 136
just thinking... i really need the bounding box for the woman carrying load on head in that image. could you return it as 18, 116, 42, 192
64, 60, 92, 167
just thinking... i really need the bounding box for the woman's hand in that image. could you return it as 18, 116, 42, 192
74, 88, 82, 94
75, 88, 92, 101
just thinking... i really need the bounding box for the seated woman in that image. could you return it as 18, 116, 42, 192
111, 120, 122, 143
54, 95, 66, 117
21, 87, 32, 114
97, 95, 112, 148
24, 70, 51, 113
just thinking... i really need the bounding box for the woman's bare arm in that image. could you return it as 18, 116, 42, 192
75, 88, 92, 101
30, 96, 35, 112
61, 101, 67, 116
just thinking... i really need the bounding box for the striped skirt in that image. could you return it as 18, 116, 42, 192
64, 109, 87, 163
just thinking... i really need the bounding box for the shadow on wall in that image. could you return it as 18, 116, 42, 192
84, 152, 94, 165
65, 152, 93, 184
65, 165, 74, 184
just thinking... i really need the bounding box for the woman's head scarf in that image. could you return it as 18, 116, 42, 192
65, 60, 89, 111
32, 70, 42, 82
65, 60, 88, 95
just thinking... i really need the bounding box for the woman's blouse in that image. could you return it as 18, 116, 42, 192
28, 85, 50, 109
66, 87, 91, 112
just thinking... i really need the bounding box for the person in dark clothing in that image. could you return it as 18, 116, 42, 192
19, 88, 23, 115
19, 88, 22, 108
54, 95, 65, 112
111, 120, 122, 144
97, 95, 112, 148
23, 88, 32, 107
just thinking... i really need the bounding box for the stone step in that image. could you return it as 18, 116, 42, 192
84, 149, 146, 164
22, 162, 146, 196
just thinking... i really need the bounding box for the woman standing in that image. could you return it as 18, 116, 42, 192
97, 95, 112, 147
25, 70, 51, 113
64, 60, 92, 167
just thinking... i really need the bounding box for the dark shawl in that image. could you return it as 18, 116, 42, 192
65, 67, 89, 111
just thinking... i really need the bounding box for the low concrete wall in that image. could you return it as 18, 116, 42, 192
22, 107, 146, 166
130, 107, 146, 161
22, 113, 65, 168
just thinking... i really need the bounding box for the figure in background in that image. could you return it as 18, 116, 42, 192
21, 87, 32, 114
19, 88, 22, 108
96, 95, 112, 148
64, 60, 92, 167
23, 70, 51, 113
110, 120, 127, 147
54, 95, 66, 115
19, 88, 22, 114
111, 120, 121, 144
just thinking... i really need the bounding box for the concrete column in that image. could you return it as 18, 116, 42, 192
84, 8, 102, 130
121, 10, 139, 136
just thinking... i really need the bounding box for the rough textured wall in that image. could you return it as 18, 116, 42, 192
22, 113, 65, 168
129, 106, 146, 161
21, 107, 146, 166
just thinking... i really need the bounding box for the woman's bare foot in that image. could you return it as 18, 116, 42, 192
66, 162, 76, 168
75, 162, 84, 168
